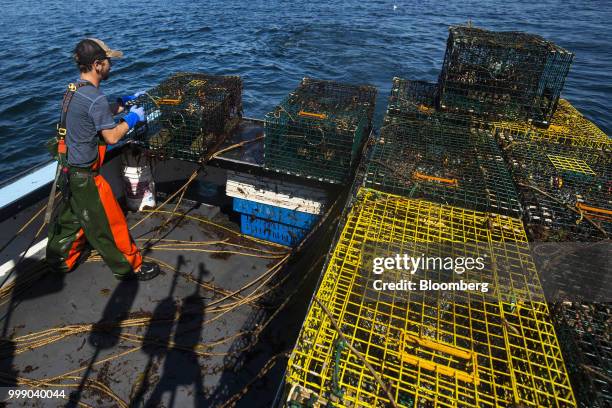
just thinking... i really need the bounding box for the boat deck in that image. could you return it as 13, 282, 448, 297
0, 119, 345, 407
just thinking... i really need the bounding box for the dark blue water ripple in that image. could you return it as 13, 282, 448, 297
0, 0, 610, 180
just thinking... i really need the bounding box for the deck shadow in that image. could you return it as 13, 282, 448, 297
141, 265, 207, 408
66, 279, 140, 407
0, 257, 64, 393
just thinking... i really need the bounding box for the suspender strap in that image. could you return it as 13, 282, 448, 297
45, 81, 95, 224
57, 81, 93, 136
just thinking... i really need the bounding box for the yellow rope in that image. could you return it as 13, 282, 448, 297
140, 239, 286, 255
0, 242, 318, 407
130, 135, 265, 233
140, 209, 289, 249
0, 134, 305, 405
209, 135, 264, 159
1, 253, 290, 358
147, 247, 284, 259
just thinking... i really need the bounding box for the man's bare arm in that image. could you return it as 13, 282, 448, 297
100, 122, 129, 145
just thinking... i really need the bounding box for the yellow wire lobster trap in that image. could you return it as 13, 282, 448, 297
492, 99, 610, 150
285, 188, 575, 408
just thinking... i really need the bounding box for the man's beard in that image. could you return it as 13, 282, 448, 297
97, 67, 109, 80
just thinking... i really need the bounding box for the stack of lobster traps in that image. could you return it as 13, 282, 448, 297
130, 72, 243, 163
264, 78, 377, 184
282, 24, 610, 408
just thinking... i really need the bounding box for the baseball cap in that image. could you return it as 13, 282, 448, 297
87, 38, 124, 58
74, 38, 123, 65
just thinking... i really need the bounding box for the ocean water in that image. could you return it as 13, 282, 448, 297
0, 0, 610, 180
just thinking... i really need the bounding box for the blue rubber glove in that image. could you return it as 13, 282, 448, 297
123, 106, 145, 129
118, 91, 146, 106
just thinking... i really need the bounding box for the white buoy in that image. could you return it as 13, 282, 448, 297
122, 164, 156, 211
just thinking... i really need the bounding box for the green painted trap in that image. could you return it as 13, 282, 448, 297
438, 26, 573, 125
386, 77, 488, 129
132, 72, 243, 163
552, 302, 612, 408
365, 120, 522, 217
264, 78, 377, 184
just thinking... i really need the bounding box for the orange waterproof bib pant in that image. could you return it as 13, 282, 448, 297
46, 145, 142, 279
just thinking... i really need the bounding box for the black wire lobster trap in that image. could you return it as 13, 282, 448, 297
438, 26, 573, 125
264, 78, 377, 184
496, 132, 612, 241
366, 119, 522, 216
129, 73, 242, 163
385, 77, 490, 129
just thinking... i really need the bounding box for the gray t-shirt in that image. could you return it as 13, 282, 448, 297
65, 80, 117, 167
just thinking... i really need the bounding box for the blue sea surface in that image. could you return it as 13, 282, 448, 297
0, 0, 610, 180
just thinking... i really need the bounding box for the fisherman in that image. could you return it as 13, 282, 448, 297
45, 38, 159, 281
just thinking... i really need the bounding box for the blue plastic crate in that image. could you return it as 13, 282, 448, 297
240, 214, 307, 247
233, 198, 319, 229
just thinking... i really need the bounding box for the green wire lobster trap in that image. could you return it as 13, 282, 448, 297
365, 120, 522, 217
437, 26, 573, 125
386, 78, 487, 129
285, 188, 575, 408
130, 72, 242, 163
264, 78, 377, 184
496, 133, 612, 241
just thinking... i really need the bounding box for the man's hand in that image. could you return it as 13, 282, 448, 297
130, 106, 145, 121
123, 106, 146, 130
118, 91, 146, 106
101, 106, 143, 145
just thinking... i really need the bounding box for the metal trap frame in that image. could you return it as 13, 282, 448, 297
386, 78, 487, 129
493, 99, 611, 151
552, 302, 612, 408
437, 26, 573, 125
131, 72, 243, 163
365, 120, 522, 217
264, 78, 377, 184
285, 188, 575, 407
496, 133, 612, 241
